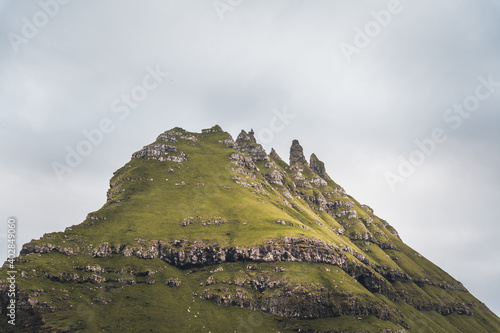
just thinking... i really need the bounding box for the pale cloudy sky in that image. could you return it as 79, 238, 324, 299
1, 0, 499, 316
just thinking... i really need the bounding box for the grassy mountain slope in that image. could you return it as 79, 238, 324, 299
1, 125, 499, 332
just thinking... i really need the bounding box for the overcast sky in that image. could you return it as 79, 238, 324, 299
1, 0, 499, 316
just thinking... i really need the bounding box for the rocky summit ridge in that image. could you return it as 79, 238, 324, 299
1, 125, 500, 332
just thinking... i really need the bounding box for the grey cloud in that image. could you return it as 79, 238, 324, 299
0, 0, 499, 316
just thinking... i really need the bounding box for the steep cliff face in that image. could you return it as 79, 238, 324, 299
1, 125, 499, 333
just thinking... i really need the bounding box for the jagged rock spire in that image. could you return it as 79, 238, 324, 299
235, 129, 268, 161
270, 148, 283, 161
236, 129, 256, 143
289, 139, 307, 168
310, 153, 331, 181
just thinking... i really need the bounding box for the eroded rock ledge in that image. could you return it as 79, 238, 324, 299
19, 236, 471, 320
200, 283, 403, 324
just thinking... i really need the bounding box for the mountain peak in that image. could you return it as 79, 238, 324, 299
2, 125, 499, 332
235, 128, 268, 161
236, 129, 256, 142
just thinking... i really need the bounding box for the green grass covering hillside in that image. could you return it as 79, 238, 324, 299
1, 126, 499, 332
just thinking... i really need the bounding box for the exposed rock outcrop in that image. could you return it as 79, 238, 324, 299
132, 143, 187, 163
165, 278, 182, 287
77, 237, 432, 299
201, 282, 404, 323
235, 129, 269, 161
289, 139, 307, 169
310, 153, 331, 181
230, 152, 259, 172
21, 242, 79, 256
270, 148, 283, 162
202, 125, 223, 133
